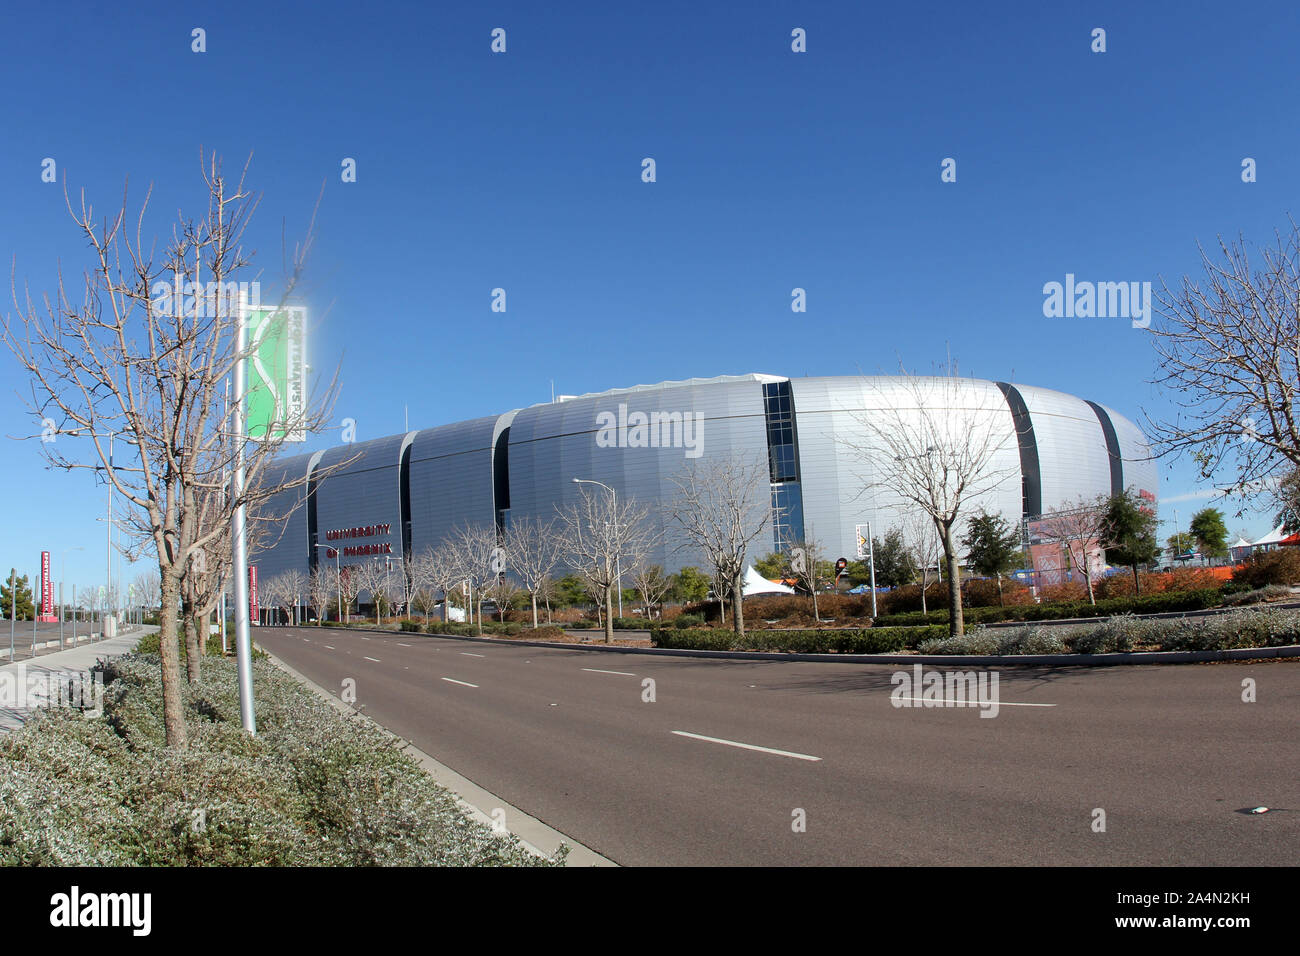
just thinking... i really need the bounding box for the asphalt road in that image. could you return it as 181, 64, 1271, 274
256, 625, 1298, 866
0, 620, 116, 659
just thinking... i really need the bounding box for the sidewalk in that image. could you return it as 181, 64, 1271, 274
0, 626, 153, 732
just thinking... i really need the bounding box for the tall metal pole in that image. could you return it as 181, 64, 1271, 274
867, 520, 878, 618
105, 432, 115, 637
9, 568, 16, 659
231, 294, 257, 734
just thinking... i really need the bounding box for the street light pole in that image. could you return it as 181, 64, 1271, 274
572, 477, 622, 617
231, 294, 256, 735
60, 546, 83, 651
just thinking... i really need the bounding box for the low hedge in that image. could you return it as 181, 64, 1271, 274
652, 625, 948, 654
917, 606, 1300, 655
0, 653, 560, 866
424, 620, 524, 637
134, 630, 265, 661
872, 588, 1224, 628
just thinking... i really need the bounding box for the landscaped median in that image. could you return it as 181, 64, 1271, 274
651, 625, 948, 654
0, 646, 563, 866
652, 606, 1300, 658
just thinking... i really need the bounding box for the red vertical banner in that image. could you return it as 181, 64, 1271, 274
248, 565, 259, 626
40, 551, 55, 622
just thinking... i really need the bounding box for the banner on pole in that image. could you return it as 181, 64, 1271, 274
248, 565, 260, 625
39, 551, 56, 622
245, 305, 307, 442
855, 525, 872, 561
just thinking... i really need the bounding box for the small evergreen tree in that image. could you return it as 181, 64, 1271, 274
1189, 508, 1229, 563
0, 572, 36, 621
871, 527, 918, 589
1103, 489, 1160, 594
961, 510, 1022, 606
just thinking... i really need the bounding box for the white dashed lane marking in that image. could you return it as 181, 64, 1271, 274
671, 730, 821, 762
441, 677, 479, 688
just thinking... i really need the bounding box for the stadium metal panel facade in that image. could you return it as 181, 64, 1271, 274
253, 373, 1158, 582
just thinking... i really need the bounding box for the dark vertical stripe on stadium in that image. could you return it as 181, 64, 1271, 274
399, 442, 413, 560
995, 382, 1042, 519
1085, 400, 1124, 496
493, 426, 511, 533
306, 462, 320, 573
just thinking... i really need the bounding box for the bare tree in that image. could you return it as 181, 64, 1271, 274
308, 564, 335, 625
443, 524, 501, 635
840, 367, 1019, 635
132, 569, 161, 616
1149, 224, 1300, 503
666, 454, 774, 638
502, 515, 563, 628
785, 531, 829, 623
1, 152, 338, 748
1032, 497, 1109, 605
901, 512, 941, 614
425, 542, 466, 624
629, 564, 671, 621
264, 569, 306, 626
555, 487, 657, 644
336, 565, 360, 625
280, 568, 307, 625
351, 559, 391, 625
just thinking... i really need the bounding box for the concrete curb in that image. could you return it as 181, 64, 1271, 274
259, 646, 617, 868
283, 624, 1300, 668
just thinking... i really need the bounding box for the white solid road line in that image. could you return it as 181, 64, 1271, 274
671, 730, 822, 762
582, 667, 636, 676
461, 652, 486, 658
891, 697, 1056, 707
441, 677, 479, 688
364, 656, 381, 662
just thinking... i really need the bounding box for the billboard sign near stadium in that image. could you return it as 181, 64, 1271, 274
246, 305, 307, 442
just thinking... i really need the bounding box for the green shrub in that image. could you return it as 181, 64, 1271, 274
612, 617, 643, 630
134, 630, 264, 661
651, 625, 946, 654
1232, 549, 1300, 588
917, 626, 1067, 656
919, 606, 1300, 655
673, 614, 704, 630
1220, 584, 1291, 607
398, 619, 422, 632
872, 588, 1223, 628
0, 653, 561, 866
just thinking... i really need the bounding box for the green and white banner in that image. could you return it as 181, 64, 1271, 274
245, 305, 307, 442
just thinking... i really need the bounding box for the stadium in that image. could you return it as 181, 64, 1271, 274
251, 373, 1158, 586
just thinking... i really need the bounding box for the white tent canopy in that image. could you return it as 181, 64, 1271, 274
1252, 524, 1287, 547
742, 566, 795, 596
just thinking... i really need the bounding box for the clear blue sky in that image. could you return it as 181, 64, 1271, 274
2, 0, 1296, 591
